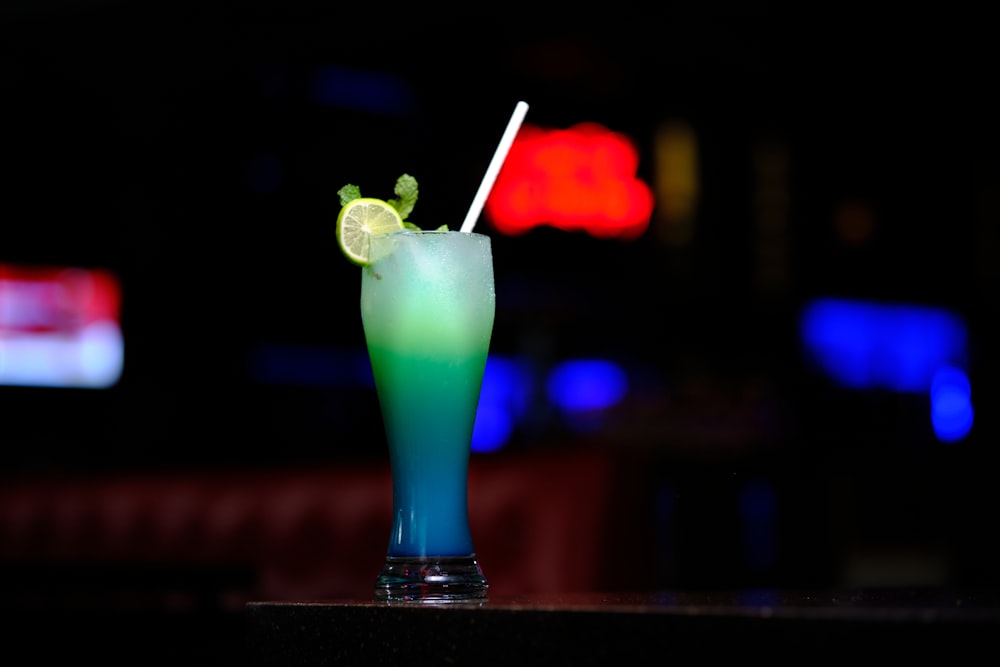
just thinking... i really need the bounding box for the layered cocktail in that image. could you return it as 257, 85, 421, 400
333, 102, 527, 602
362, 230, 494, 600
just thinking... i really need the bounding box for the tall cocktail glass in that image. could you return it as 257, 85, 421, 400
361, 230, 494, 601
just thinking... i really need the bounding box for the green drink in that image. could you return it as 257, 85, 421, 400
362, 230, 494, 601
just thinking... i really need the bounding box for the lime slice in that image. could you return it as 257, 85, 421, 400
336, 198, 405, 266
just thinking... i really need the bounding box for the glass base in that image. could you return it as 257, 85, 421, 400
374, 555, 488, 602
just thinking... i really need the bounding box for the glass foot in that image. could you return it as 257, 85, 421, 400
374, 555, 488, 602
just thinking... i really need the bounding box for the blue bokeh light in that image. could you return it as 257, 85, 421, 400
799, 297, 973, 443
546, 358, 628, 412
930, 366, 974, 443
472, 356, 532, 453
800, 298, 967, 393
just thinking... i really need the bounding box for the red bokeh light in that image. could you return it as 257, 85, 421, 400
485, 122, 654, 240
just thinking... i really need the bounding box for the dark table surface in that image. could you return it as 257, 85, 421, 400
246, 589, 1000, 665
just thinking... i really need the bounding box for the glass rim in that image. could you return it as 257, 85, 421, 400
371, 230, 490, 239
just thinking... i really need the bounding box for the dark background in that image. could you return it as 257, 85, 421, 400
2, 1, 999, 662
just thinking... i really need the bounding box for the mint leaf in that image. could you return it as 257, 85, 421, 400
338, 184, 361, 206
338, 176, 429, 228
388, 173, 418, 221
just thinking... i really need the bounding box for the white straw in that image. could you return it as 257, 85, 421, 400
460, 100, 529, 234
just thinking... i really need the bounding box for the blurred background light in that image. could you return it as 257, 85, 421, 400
308, 65, 414, 115
0, 264, 123, 389
799, 298, 968, 393
486, 122, 654, 239
930, 366, 974, 443
546, 358, 628, 412
653, 119, 699, 247
472, 356, 532, 453
799, 298, 974, 443
738, 479, 778, 572
249, 343, 373, 388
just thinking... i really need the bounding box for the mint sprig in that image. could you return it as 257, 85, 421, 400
388, 173, 418, 221
336, 174, 448, 231
336, 183, 362, 205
